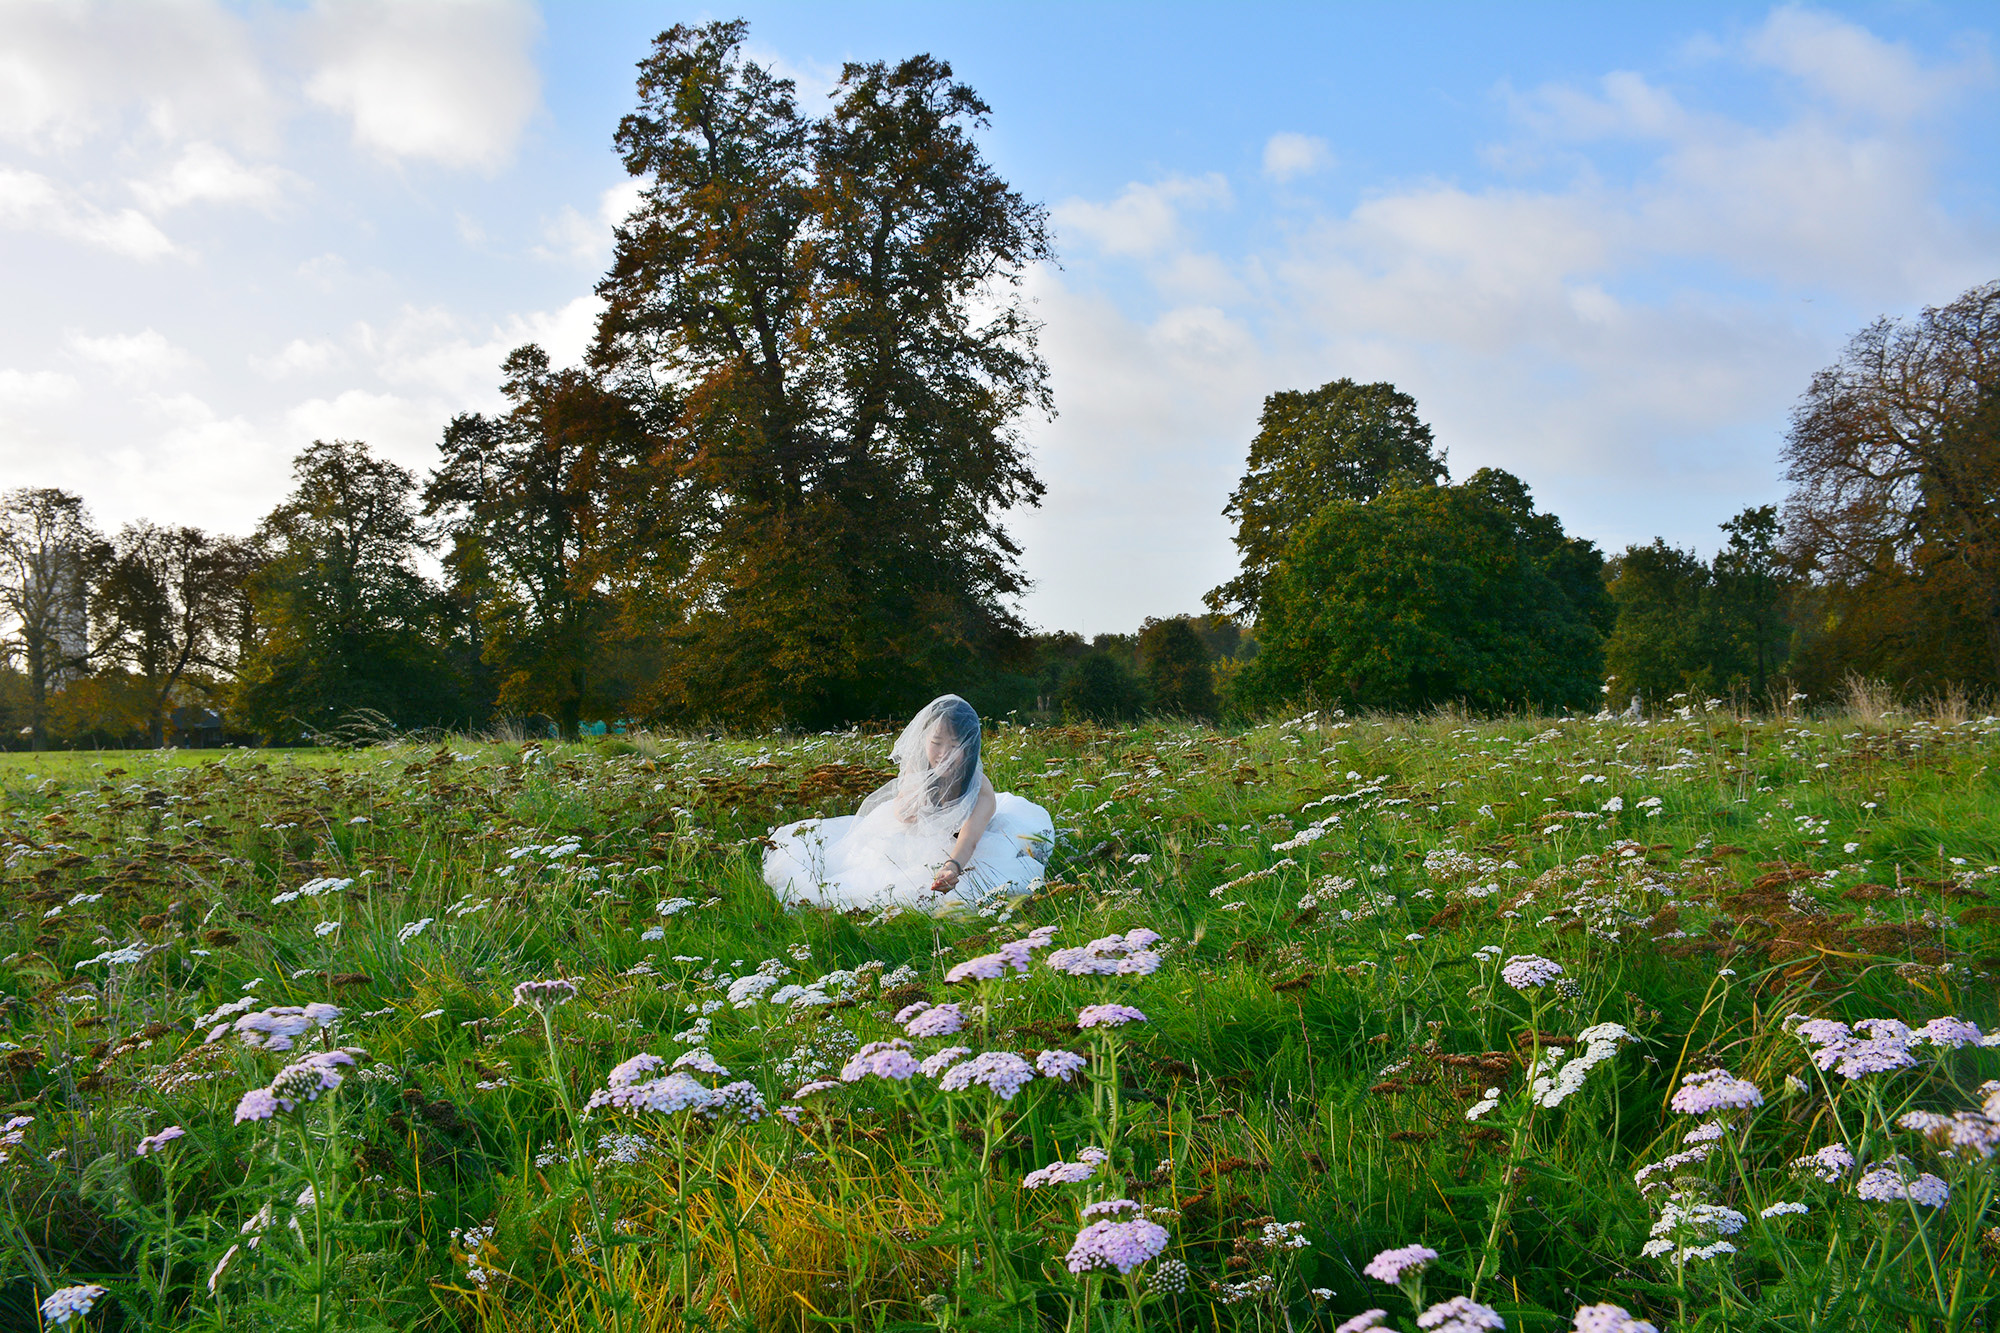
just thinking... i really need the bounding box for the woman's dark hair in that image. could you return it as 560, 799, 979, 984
928, 696, 981, 804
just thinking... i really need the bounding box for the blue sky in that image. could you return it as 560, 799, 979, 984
1, 1, 1995, 633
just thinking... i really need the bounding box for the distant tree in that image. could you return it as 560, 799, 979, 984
1602, 540, 1715, 706
234, 440, 465, 740
1710, 505, 1793, 698
0, 488, 107, 750
94, 521, 257, 746
1056, 651, 1146, 722
1138, 616, 1215, 717
594, 20, 1052, 725
1208, 378, 1446, 618
1238, 470, 1608, 714
426, 345, 657, 737
1782, 280, 2000, 681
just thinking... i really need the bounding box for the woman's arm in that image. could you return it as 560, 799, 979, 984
929, 775, 997, 893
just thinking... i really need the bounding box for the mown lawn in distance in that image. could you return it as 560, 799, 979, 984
3, 704, 1998, 1332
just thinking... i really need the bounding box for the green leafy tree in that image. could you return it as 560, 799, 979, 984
234, 440, 466, 740
1238, 470, 1608, 713
1710, 505, 1793, 698
0, 488, 106, 750
1208, 378, 1446, 618
1137, 616, 1215, 717
1601, 540, 1716, 707
594, 21, 1052, 726
426, 346, 658, 737
94, 522, 258, 746
1056, 650, 1145, 722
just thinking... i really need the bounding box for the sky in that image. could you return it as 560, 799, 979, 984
0, 1, 1995, 635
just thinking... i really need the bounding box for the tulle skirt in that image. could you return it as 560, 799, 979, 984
764, 792, 1055, 915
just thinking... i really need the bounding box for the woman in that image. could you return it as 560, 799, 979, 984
763, 695, 1054, 915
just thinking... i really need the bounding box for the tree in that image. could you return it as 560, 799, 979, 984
426, 345, 657, 737
94, 521, 258, 746
1237, 471, 1608, 714
1782, 280, 2000, 679
234, 440, 466, 739
593, 20, 1052, 725
1601, 540, 1715, 706
1138, 616, 1215, 717
1208, 378, 1446, 618
1711, 505, 1792, 698
0, 488, 106, 750
1056, 651, 1145, 722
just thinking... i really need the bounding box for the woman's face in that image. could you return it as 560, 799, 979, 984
924, 724, 957, 769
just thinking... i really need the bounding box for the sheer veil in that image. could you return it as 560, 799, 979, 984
855, 695, 983, 844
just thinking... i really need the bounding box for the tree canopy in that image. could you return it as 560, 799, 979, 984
1209, 378, 1446, 618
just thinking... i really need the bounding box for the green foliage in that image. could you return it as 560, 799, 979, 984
233, 440, 470, 740
1137, 616, 1215, 717
594, 21, 1052, 727
1209, 378, 1446, 618
1056, 650, 1146, 721
1240, 469, 1610, 713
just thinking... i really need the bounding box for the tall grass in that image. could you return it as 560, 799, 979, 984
1, 702, 1997, 1331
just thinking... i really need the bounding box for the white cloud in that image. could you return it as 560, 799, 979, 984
1263, 132, 1332, 182
0, 166, 179, 258
0, 366, 79, 407
303, 0, 543, 171
537, 178, 646, 264
131, 142, 293, 212
1742, 6, 1986, 121
0, 0, 277, 151
283, 388, 441, 474
250, 338, 345, 379
67, 328, 198, 384
1053, 174, 1232, 258
364, 295, 602, 405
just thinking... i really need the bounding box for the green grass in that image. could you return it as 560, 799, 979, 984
2, 704, 1999, 1332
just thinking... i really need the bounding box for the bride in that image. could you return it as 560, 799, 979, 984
764, 695, 1054, 914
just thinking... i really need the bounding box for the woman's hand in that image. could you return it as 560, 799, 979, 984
928, 859, 962, 894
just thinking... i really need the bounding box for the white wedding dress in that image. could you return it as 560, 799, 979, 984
763, 697, 1055, 916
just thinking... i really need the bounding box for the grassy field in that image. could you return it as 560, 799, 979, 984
3, 701, 1999, 1332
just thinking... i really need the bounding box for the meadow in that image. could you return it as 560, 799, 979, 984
2, 695, 1999, 1332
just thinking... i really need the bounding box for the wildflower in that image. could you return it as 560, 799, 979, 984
1572, 1305, 1658, 1333
709, 1080, 768, 1121
1338, 1313, 1390, 1333
840, 1039, 920, 1083
136, 1125, 185, 1156
313, 920, 341, 937
672, 1050, 729, 1076
920, 1046, 971, 1078
1760, 1200, 1808, 1218
793, 1079, 841, 1097
397, 918, 434, 944
1532, 1023, 1635, 1108
1500, 955, 1563, 991
1787, 1014, 1917, 1080
1075, 1004, 1147, 1029
1364, 1243, 1439, 1285
1066, 1217, 1170, 1274
210, 1003, 343, 1052
1037, 1049, 1087, 1082
1856, 1163, 1949, 1207
1641, 1192, 1745, 1261
1465, 1087, 1502, 1121
605, 1052, 667, 1086
944, 953, 1012, 983
904, 1004, 966, 1038
1046, 929, 1163, 977
513, 978, 578, 1009
1023, 1158, 1100, 1188
1668, 1068, 1763, 1115
937, 1050, 1036, 1099
1418, 1295, 1506, 1331
1083, 1198, 1142, 1218
234, 1088, 281, 1123
1683, 1121, 1726, 1144
0, 1115, 33, 1165
1259, 1219, 1310, 1249
589, 1069, 715, 1114
1151, 1257, 1191, 1294
1792, 1142, 1854, 1181
1914, 1016, 1985, 1048
41, 1284, 109, 1326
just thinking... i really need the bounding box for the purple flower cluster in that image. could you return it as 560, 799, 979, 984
1791, 1142, 1855, 1182
945, 925, 1061, 983
1336, 1312, 1390, 1333
1668, 1068, 1764, 1115
206, 1002, 342, 1051
1899, 1107, 2000, 1159
937, 1050, 1037, 1100
587, 1055, 765, 1119
1046, 929, 1162, 977
0, 1115, 31, 1167
673, 1049, 730, 1076
1036, 1049, 1088, 1082
235, 1049, 358, 1123
1786, 1013, 1983, 1081
1022, 1155, 1101, 1189
135, 1125, 185, 1157
1499, 955, 1564, 991
1363, 1242, 1439, 1285
513, 978, 579, 1009
1065, 1216, 1170, 1274
1856, 1162, 1949, 1208
40, 1284, 108, 1328
1075, 1004, 1147, 1029
1417, 1295, 1506, 1331
841, 1039, 920, 1083
920, 1046, 971, 1078
902, 1003, 966, 1038
1573, 1304, 1658, 1333
1082, 1197, 1141, 1218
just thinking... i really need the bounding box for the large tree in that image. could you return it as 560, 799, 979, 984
0, 488, 106, 750
593, 20, 1052, 725
1208, 378, 1447, 618
1782, 279, 2000, 680
234, 440, 465, 739
426, 345, 659, 737
1237, 469, 1608, 714
94, 521, 258, 746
